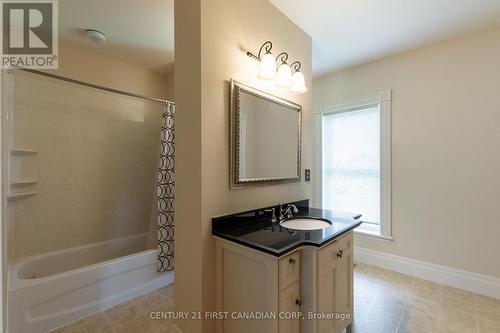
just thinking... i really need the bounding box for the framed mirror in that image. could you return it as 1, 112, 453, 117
230, 80, 302, 188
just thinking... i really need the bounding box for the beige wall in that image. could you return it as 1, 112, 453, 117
48, 42, 173, 101
175, 0, 312, 331
165, 71, 175, 102
313, 26, 500, 279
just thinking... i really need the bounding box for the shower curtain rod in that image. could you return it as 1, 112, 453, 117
11, 68, 174, 105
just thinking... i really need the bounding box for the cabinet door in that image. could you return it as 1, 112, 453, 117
279, 282, 301, 333
333, 241, 353, 331
317, 234, 353, 333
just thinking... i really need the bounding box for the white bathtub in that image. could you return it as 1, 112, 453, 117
7, 233, 174, 333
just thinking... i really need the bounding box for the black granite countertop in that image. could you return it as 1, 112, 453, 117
212, 200, 363, 257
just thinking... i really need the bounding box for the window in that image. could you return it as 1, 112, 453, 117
315, 91, 392, 239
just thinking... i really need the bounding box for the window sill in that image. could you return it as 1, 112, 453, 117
354, 230, 394, 242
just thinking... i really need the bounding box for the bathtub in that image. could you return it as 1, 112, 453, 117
7, 233, 174, 333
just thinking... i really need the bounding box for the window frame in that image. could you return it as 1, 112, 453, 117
314, 90, 392, 240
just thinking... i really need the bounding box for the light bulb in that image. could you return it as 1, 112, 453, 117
275, 63, 293, 88
289, 71, 307, 94
258, 53, 277, 80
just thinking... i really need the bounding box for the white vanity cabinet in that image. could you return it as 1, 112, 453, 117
278, 252, 301, 333
316, 233, 354, 333
215, 231, 354, 333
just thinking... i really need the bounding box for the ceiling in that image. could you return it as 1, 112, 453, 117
59, 0, 500, 77
269, 0, 500, 76
59, 0, 174, 74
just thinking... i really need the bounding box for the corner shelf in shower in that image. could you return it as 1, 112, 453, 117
10, 148, 38, 156
7, 192, 37, 202
11, 180, 38, 187
8, 148, 39, 201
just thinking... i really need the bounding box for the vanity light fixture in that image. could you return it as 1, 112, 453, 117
246, 41, 276, 80
289, 61, 308, 94
275, 52, 293, 88
246, 41, 308, 94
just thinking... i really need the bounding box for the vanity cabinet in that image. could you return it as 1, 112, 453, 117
278, 252, 301, 333
279, 252, 300, 290
215, 231, 354, 333
317, 233, 353, 333
278, 282, 301, 333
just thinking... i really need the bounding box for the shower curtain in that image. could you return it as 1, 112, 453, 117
157, 102, 175, 272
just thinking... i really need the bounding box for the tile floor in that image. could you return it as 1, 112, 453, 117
50, 284, 180, 333
353, 263, 500, 333
52, 264, 500, 333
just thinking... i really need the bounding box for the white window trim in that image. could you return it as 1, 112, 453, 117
314, 90, 392, 240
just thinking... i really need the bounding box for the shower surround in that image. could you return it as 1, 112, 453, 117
4, 69, 175, 333
7, 70, 163, 258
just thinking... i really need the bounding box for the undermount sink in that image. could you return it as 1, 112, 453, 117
280, 218, 332, 231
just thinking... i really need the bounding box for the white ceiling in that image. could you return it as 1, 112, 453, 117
269, 0, 500, 76
60, 0, 174, 74
59, 0, 500, 77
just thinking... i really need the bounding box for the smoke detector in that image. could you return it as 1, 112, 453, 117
85, 29, 106, 43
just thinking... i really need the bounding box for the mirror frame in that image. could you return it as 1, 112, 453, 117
230, 79, 302, 188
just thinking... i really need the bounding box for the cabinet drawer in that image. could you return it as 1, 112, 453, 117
318, 232, 353, 267
279, 251, 300, 291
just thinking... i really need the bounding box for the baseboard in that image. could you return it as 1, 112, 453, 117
354, 247, 500, 300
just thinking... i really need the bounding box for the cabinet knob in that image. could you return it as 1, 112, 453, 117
295, 298, 302, 306
289, 258, 296, 265
336, 249, 343, 258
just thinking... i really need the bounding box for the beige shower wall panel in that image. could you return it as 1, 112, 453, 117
9, 72, 163, 260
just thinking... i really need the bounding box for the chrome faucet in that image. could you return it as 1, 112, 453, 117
279, 203, 299, 221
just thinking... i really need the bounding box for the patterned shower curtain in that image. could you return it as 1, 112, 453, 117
157, 102, 175, 272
